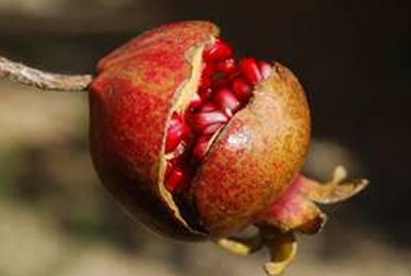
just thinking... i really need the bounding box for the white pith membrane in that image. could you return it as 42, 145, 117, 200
158, 36, 273, 232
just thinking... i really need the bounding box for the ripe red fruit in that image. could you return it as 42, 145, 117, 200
89, 21, 367, 275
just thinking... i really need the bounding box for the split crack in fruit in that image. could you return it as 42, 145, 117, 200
62, 21, 366, 275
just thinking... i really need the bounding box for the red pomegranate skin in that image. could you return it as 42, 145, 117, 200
89, 21, 218, 240
193, 63, 310, 237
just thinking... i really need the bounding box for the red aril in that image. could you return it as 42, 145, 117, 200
232, 77, 252, 102
215, 58, 236, 75
192, 110, 229, 134
239, 57, 263, 85
199, 102, 219, 112
199, 87, 213, 100
213, 88, 241, 116
201, 122, 224, 135
165, 166, 184, 192
192, 135, 212, 160
165, 114, 188, 153
188, 93, 203, 111
203, 39, 233, 62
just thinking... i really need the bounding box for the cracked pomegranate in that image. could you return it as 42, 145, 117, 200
164, 41, 272, 194
89, 21, 367, 275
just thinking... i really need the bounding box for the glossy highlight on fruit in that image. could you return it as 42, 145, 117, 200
88, 21, 368, 275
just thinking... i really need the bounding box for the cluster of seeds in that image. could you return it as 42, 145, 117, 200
164, 39, 272, 193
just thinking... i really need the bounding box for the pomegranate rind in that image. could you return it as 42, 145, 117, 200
194, 63, 311, 237
89, 21, 218, 240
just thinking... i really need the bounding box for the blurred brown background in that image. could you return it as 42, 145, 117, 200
0, 0, 410, 275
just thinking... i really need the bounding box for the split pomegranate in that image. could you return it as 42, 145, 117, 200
89, 21, 367, 275
163, 40, 270, 194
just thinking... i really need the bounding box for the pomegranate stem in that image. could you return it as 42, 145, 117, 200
0, 55, 92, 92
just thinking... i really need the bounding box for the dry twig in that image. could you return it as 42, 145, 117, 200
0, 56, 92, 91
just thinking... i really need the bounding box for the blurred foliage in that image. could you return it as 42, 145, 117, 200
0, 150, 24, 197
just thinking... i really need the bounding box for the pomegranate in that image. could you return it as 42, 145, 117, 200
89, 21, 367, 275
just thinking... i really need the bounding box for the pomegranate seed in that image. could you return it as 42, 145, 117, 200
199, 76, 211, 92
193, 135, 212, 160
199, 102, 219, 112
215, 58, 236, 75
213, 88, 241, 115
258, 61, 272, 80
189, 93, 202, 111
192, 110, 228, 133
203, 39, 233, 62
165, 114, 188, 153
202, 122, 224, 134
186, 102, 216, 126
202, 61, 215, 76
239, 57, 263, 85
199, 87, 213, 100
211, 71, 229, 89
199, 62, 215, 91
232, 78, 252, 102
165, 166, 184, 192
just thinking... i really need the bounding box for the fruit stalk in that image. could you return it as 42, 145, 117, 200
0, 55, 92, 91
